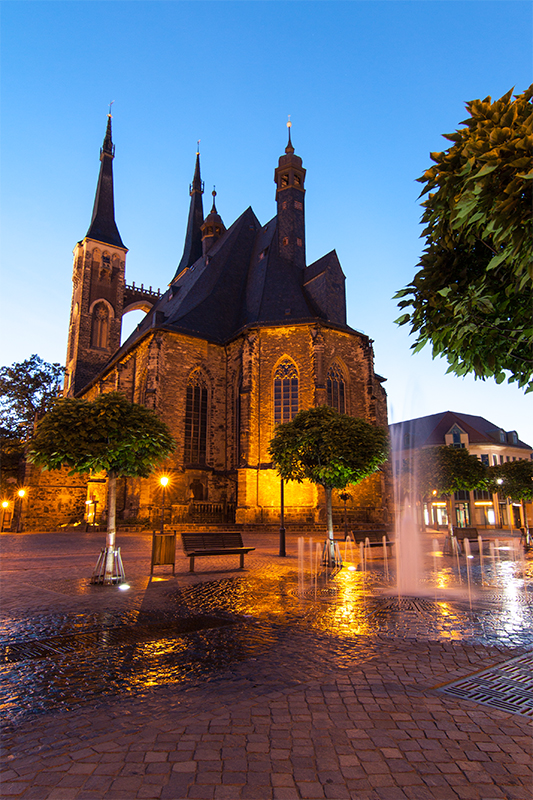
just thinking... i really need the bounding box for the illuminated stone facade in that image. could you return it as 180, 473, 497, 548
26, 120, 390, 531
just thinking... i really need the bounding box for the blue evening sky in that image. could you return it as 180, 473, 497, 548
1, 1, 531, 441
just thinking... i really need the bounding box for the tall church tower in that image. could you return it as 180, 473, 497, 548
64, 115, 128, 396
274, 120, 306, 270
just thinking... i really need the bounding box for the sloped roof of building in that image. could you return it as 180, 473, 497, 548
113, 206, 353, 359
390, 411, 531, 450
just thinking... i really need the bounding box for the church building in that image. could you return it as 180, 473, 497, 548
26, 116, 390, 531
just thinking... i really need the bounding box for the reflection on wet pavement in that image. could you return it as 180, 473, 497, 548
1, 552, 532, 726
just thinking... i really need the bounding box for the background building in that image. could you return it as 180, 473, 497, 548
390, 411, 533, 530
24, 119, 390, 531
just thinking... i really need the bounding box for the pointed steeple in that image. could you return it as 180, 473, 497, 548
173, 147, 205, 279
85, 114, 125, 248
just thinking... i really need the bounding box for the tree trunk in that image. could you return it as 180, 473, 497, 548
104, 470, 117, 580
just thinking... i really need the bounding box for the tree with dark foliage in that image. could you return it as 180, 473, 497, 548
268, 406, 388, 564
29, 392, 175, 583
395, 85, 533, 392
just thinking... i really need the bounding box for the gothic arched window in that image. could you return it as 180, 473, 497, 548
184, 371, 208, 464
274, 360, 299, 425
91, 302, 109, 349
326, 363, 345, 413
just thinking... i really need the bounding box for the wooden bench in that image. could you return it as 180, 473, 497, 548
348, 530, 391, 549
452, 527, 479, 541
444, 527, 479, 555
181, 532, 255, 573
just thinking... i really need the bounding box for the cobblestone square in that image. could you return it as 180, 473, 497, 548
1, 531, 532, 799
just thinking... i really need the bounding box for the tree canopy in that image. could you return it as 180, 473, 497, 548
395, 85, 533, 392
487, 458, 533, 502
29, 391, 175, 478
268, 406, 388, 552
0, 355, 64, 441
268, 406, 388, 490
415, 446, 487, 499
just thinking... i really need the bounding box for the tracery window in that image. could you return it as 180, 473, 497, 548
184, 371, 208, 463
326, 363, 345, 413
274, 360, 298, 425
91, 302, 109, 349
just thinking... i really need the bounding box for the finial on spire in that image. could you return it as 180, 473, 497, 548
108, 100, 115, 118
211, 186, 217, 213
196, 139, 201, 155
285, 115, 294, 154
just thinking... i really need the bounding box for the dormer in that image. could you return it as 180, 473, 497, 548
445, 424, 468, 448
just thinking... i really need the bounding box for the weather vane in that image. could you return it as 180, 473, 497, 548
197, 139, 201, 155
108, 100, 115, 118
287, 114, 292, 129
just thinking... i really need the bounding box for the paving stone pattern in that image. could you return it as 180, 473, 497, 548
1, 531, 532, 800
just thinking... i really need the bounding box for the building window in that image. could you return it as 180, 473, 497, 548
282, 236, 289, 246
184, 371, 208, 464
480, 454, 489, 466
326, 363, 346, 414
294, 201, 303, 210
274, 360, 298, 425
493, 455, 498, 466
450, 425, 465, 448
296, 237, 302, 246
281, 174, 289, 188
294, 175, 301, 185
91, 302, 109, 349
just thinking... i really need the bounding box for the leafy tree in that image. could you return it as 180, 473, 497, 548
268, 406, 388, 562
395, 85, 533, 392
28, 392, 175, 580
487, 458, 533, 502
0, 355, 64, 500
0, 355, 64, 440
415, 446, 487, 499
414, 446, 487, 530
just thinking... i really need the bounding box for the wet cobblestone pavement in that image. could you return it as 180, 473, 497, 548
1, 531, 532, 799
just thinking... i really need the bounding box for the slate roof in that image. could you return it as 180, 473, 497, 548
85, 116, 125, 249
390, 411, 531, 451
113, 205, 353, 360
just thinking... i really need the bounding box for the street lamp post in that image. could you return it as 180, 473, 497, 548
160, 476, 169, 534
279, 478, 286, 557
338, 491, 351, 540
16, 489, 26, 533
1, 500, 9, 532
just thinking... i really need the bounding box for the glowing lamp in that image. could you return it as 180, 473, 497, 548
160, 476, 169, 487
17, 489, 26, 499
1, 501, 8, 509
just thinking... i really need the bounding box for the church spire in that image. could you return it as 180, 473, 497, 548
85, 114, 125, 248
173, 147, 205, 278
